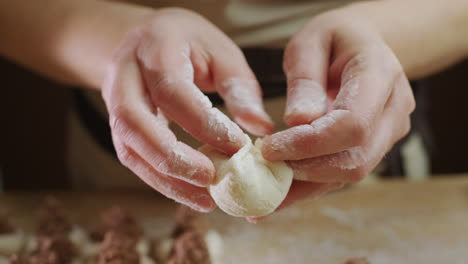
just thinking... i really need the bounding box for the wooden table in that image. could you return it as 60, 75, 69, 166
2, 175, 468, 264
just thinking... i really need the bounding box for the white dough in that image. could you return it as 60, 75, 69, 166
153, 236, 173, 262
140, 255, 155, 264
204, 230, 223, 264
0, 230, 25, 256
69, 226, 88, 248
200, 137, 293, 217
136, 238, 150, 256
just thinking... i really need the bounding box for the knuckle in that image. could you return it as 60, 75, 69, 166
403, 118, 411, 136
405, 94, 416, 114
350, 115, 370, 146
396, 118, 411, 142
109, 42, 133, 67
115, 144, 134, 167
394, 71, 416, 114
283, 41, 302, 72
285, 38, 300, 54
110, 28, 147, 66
149, 77, 170, 102
109, 106, 133, 139
108, 52, 123, 71
136, 44, 161, 71
136, 23, 151, 36
101, 77, 116, 105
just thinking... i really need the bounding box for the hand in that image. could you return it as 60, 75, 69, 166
102, 8, 273, 212
261, 10, 415, 209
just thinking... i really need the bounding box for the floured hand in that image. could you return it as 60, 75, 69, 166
102, 8, 273, 212
261, 9, 415, 210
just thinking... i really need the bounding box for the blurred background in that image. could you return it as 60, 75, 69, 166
1, 57, 468, 190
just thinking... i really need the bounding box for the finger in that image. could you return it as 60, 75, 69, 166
137, 40, 247, 154
112, 110, 215, 187
263, 109, 360, 161
218, 78, 274, 136
211, 46, 274, 136
246, 181, 343, 222
330, 48, 398, 120
103, 44, 214, 187
289, 78, 413, 183
288, 115, 410, 183
284, 79, 328, 126
155, 107, 171, 125
283, 32, 330, 126
288, 146, 376, 183
263, 49, 401, 161
112, 138, 215, 212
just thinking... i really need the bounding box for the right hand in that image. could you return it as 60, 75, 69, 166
102, 8, 273, 212
261, 9, 415, 212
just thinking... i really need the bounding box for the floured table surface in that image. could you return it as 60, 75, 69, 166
2, 175, 468, 264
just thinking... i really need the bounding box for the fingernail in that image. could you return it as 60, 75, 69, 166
194, 195, 215, 212
207, 108, 246, 154
191, 170, 213, 187
236, 118, 272, 137
260, 136, 281, 161
255, 109, 275, 128
234, 109, 274, 137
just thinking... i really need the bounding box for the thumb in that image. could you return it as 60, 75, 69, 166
282, 30, 330, 126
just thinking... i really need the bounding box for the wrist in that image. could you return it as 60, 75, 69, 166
336, 0, 468, 78
56, 0, 155, 89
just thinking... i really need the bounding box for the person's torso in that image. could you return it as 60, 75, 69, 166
117, 0, 364, 47
71, 0, 429, 191
87, 0, 366, 119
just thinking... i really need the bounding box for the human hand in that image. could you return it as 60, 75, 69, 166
261, 10, 416, 209
102, 8, 273, 212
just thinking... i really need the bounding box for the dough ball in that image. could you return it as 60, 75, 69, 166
200, 138, 293, 217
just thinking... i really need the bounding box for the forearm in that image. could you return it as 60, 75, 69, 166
0, 0, 152, 89
342, 0, 468, 79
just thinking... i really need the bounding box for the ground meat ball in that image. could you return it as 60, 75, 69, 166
91, 206, 143, 242
26, 251, 60, 264
172, 206, 199, 238
10, 235, 76, 264
36, 197, 72, 236
8, 255, 22, 264
33, 235, 76, 263
0, 207, 15, 234
97, 231, 140, 264
167, 230, 211, 264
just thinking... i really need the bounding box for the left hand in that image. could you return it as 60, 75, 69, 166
261, 9, 416, 210
102, 8, 273, 212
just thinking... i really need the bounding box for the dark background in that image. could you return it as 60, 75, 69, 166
1, 58, 468, 190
